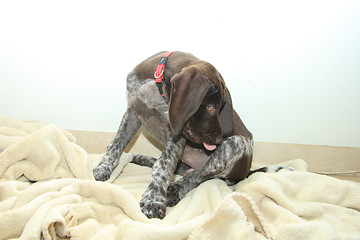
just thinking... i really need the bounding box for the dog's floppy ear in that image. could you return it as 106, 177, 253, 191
169, 68, 211, 135
219, 89, 234, 137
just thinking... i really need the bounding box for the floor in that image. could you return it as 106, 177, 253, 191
68, 128, 360, 183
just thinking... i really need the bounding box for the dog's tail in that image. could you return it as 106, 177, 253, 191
247, 165, 295, 178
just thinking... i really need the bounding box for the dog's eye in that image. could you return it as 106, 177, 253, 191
206, 104, 216, 112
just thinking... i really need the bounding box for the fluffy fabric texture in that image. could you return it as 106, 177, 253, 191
0, 116, 359, 240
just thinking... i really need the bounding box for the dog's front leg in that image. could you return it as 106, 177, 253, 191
140, 135, 186, 219
93, 108, 141, 181
167, 135, 253, 206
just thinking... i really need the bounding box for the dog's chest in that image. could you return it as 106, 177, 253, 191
127, 76, 171, 145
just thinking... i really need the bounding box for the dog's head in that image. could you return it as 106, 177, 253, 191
168, 63, 234, 151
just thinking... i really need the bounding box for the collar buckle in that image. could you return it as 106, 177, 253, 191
154, 51, 176, 97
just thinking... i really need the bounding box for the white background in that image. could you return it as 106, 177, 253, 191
1, 0, 359, 147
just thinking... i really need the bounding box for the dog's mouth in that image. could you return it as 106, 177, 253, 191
203, 142, 217, 151
183, 128, 217, 151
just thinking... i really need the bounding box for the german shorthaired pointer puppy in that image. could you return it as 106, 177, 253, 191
93, 51, 293, 219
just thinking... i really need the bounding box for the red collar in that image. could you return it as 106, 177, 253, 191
154, 51, 176, 97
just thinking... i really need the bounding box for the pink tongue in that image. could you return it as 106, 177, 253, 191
203, 143, 217, 151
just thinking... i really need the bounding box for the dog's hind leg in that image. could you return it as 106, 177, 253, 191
131, 155, 157, 168
132, 154, 192, 176
93, 108, 141, 181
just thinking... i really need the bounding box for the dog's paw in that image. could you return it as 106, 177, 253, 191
93, 161, 113, 181
93, 154, 116, 181
140, 188, 167, 219
167, 182, 182, 207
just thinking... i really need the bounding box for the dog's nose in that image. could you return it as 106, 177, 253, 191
204, 132, 222, 144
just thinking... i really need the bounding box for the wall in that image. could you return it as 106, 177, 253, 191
1, 0, 359, 147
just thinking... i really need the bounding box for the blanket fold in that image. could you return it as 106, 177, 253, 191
0, 116, 359, 240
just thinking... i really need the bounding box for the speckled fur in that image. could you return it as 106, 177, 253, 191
92, 52, 291, 219
167, 135, 253, 206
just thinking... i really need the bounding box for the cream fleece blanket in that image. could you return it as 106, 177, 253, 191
0, 116, 360, 240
